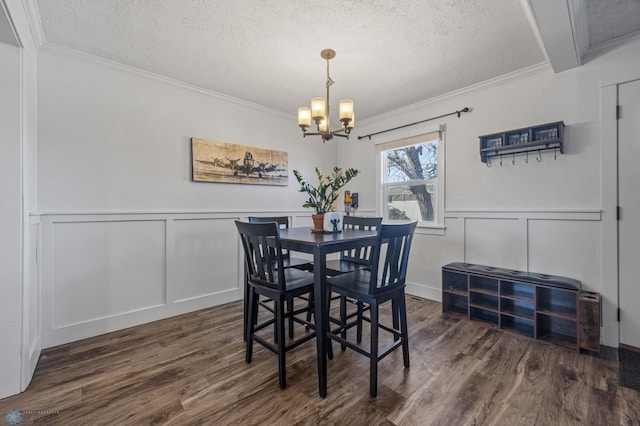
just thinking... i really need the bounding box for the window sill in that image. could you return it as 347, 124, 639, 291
415, 223, 446, 236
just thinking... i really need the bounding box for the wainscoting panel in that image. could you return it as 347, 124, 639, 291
43, 218, 167, 347
406, 217, 464, 301
38, 209, 603, 348
51, 220, 166, 326
528, 219, 601, 291
168, 217, 242, 316
464, 217, 526, 270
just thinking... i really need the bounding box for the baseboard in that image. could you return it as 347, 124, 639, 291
406, 282, 441, 302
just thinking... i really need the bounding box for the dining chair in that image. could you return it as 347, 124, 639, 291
248, 216, 313, 271
326, 221, 418, 397
325, 216, 383, 276
326, 216, 383, 347
235, 220, 317, 390
247, 216, 313, 340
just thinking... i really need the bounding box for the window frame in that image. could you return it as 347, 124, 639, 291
375, 125, 445, 229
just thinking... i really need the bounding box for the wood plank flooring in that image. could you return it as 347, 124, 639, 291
1, 297, 639, 425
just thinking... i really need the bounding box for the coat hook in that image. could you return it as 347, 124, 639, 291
525, 151, 529, 164
536, 149, 542, 162
486, 157, 491, 167
512, 153, 515, 165
500, 155, 503, 166
554, 148, 557, 160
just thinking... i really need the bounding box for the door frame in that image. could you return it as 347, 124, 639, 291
601, 76, 640, 348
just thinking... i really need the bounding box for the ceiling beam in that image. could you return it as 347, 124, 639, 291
525, 0, 588, 73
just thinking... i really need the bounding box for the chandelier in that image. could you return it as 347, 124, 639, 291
297, 49, 354, 142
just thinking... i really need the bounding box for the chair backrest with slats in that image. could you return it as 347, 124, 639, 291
368, 221, 417, 295
248, 216, 292, 260
340, 216, 383, 266
235, 220, 285, 292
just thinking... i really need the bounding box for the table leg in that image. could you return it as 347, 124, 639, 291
313, 248, 328, 398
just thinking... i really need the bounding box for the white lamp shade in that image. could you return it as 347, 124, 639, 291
339, 99, 354, 121
311, 97, 326, 121
347, 112, 355, 129
319, 118, 328, 133
298, 107, 311, 127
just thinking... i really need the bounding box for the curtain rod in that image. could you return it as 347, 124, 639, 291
357, 107, 471, 140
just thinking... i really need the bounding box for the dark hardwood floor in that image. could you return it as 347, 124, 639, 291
1, 297, 638, 425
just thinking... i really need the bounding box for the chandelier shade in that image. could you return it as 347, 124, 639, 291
298, 49, 354, 142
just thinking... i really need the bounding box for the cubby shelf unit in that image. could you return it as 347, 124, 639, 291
442, 262, 600, 353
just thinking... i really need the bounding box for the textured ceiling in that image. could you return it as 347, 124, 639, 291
587, 0, 640, 46
36, 0, 545, 120
33, 1, 640, 121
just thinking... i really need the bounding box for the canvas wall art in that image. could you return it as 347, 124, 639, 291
191, 137, 288, 186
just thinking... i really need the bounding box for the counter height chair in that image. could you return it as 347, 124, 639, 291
326, 216, 382, 347
326, 221, 417, 397
247, 216, 313, 340
248, 216, 313, 271
235, 220, 317, 390
325, 215, 383, 276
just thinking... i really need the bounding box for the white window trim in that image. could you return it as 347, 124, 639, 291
375, 123, 446, 228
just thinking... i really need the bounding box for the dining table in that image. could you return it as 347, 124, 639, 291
279, 226, 379, 398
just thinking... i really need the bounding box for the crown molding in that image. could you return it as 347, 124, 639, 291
582, 30, 640, 65
360, 62, 551, 125
40, 42, 293, 120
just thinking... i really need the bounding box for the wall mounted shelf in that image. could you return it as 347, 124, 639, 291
479, 121, 565, 164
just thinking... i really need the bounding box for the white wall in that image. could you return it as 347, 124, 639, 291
37, 48, 337, 347
340, 39, 640, 347
38, 48, 337, 213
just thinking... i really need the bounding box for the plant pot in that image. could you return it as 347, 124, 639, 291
312, 214, 325, 230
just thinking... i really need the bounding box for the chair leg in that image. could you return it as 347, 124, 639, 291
306, 292, 314, 330
369, 302, 379, 398
357, 301, 364, 343
246, 287, 256, 364
326, 287, 334, 360
399, 295, 410, 368
243, 274, 248, 342
287, 298, 294, 339
392, 298, 400, 342
340, 295, 347, 351
276, 298, 287, 389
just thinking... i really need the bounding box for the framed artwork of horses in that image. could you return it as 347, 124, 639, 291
191, 137, 288, 186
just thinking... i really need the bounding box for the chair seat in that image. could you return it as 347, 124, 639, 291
325, 259, 369, 276
283, 257, 313, 271
327, 270, 402, 301
281, 268, 315, 293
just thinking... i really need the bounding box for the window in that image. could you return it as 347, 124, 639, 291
377, 130, 442, 225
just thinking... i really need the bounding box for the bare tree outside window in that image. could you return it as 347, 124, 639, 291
384, 140, 438, 222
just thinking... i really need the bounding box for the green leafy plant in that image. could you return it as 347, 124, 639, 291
293, 167, 359, 214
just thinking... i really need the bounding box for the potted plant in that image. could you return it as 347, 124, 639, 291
293, 166, 360, 229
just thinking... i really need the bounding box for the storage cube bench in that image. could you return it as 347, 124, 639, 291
442, 262, 599, 352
